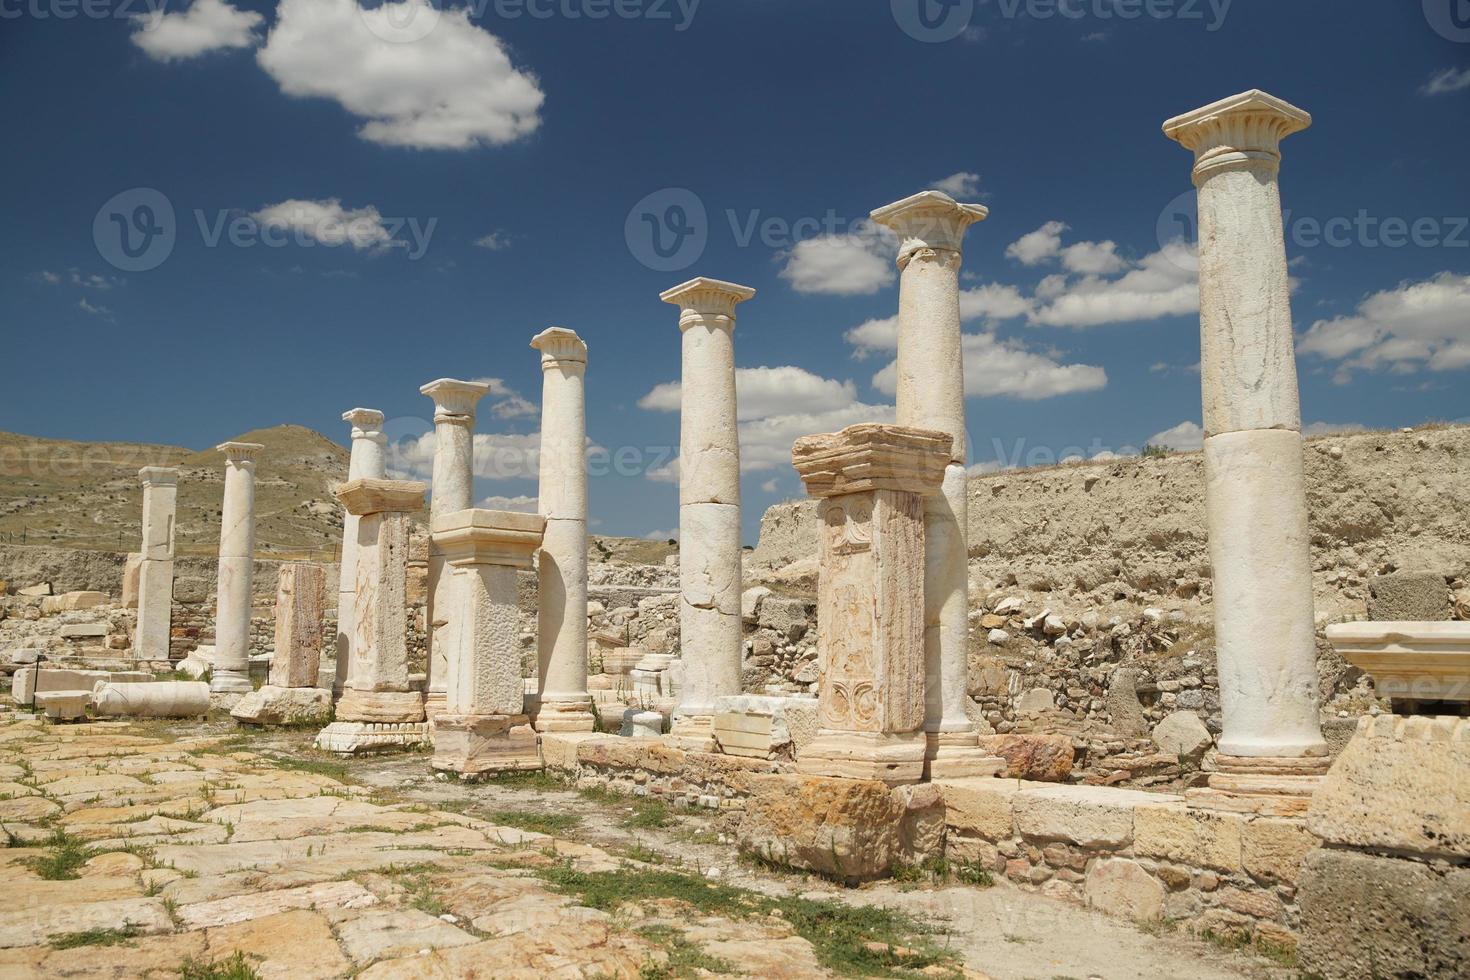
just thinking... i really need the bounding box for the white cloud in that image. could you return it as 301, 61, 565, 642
638, 366, 859, 422
739, 402, 897, 473
38, 270, 62, 285
1027, 240, 1198, 328
643, 528, 679, 542
843, 316, 898, 360
1422, 67, 1470, 96
491, 395, 538, 420
929, 172, 982, 198
1146, 420, 1203, 452
257, 0, 544, 150
1059, 239, 1127, 275
474, 231, 511, 250
760, 478, 780, 494
1297, 272, 1470, 379
476, 494, 538, 512
131, 0, 263, 62
390, 430, 603, 484
78, 298, 112, 318
778, 225, 896, 296
1006, 220, 1067, 265
250, 199, 398, 250
959, 282, 1033, 321
871, 332, 1106, 401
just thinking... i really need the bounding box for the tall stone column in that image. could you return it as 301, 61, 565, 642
660, 277, 755, 739
419, 379, 491, 721
871, 191, 1000, 778
334, 409, 387, 696
1164, 90, 1329, 803
431, 508, 546, 774
793, 424, 952, 786
530, 327, 594, 732
316, 478, 430, 754
211, 442, 263, 696
134, 466, 178, 662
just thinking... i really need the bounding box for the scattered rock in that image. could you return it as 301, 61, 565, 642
1151, 711, 1213, 760
978, 733, 1074, 781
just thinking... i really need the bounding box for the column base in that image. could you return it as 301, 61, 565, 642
533, 698, 597, 733
923, 730, 1007, 780
1186, 753, 1331, 815
315, 721, 430, 755
431, 713, 541, 775
667, 713, 716, 751
797, 730, 926, 787
209, 671, 252, 695
335, 689, 426, 724
423, 691, 448, 725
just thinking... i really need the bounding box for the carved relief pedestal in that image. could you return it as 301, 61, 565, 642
334, 408, 387, 697
793, 424, 950, 787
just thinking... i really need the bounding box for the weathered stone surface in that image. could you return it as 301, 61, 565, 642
230, 685, 333, 726
334, 908, 478, 964
935, 777, 1018, 841
1133, 802, 1243, 872
1241, 816, 1319, 885
0, 897, 173, 948
1014, 784, 1163, 849
177, 880, 376, 929
93, 681, 209, 718
1368, 571, 1451, 621
737, 773, 903, 881
978, 733, 1073, 781
1307, 715, 1470, 859
1085, 858, 1164, 923
756, 596, 810, 638
1151, 711, 1213, 759
1014, 688, 1054, 713
1105, 668, 1150, 736
270, 563, 326, 688
203, 908, 353, 979
1299, 848, 1470, 980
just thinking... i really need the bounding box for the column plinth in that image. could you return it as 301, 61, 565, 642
431, 508, 546, 774
419, 379, 491, 722
661, 278, 755, 738
211, 443, 263, 697
871, 191, 998, 779
334, 409, 387, 697
134, 467, 178, 662
793, 424, 952, 787
1165, 90, 1327, 807
530, 328, 594, 732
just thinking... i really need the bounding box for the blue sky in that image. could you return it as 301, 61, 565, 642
2, 0, 1467, 543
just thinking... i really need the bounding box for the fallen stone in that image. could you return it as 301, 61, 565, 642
17, 583, 51, 597
740, 585, 772, 623
6, 648, 41, 666
1085, 857, 1164, 923
1151, 711, 1213, 759
231, 685, 333, 726
987, 628, 1010, 646
93, 681, 209, 718
35, 690, 91, 721
978, 733, 1073, 781
58, 623, 108, 639
1105, 668, 1150, 737
757, 596, 809, 639
1013, 688, 1054, 714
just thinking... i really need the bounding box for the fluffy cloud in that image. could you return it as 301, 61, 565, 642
643, 528, 679, 542
38, 269, 118, 289
476, 494, 538, 512
929, 172, 982, 198
250, 199, 398, 250
778, 225, 897, 296
1006, 220, 1066, 266
257, 0, 544, 150
1423, 67, 1470, 96
1146, 420, 1203, 452
390, 429, 603, 485
131, 0, 263, 62
871, 332, 1106, 401
468, 377, 540, 421
474, 231, 512, 250
1027, 240, 1199, 328
1297, 272, 1470, 381
846, 285, 1033, 360
78, 298, 113, 318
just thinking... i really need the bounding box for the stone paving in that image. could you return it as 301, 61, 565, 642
0, 709, 1292, 979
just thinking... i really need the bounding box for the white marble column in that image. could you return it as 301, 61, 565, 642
134, 466, 178, 662
431, 508, 546, 774
419, 379, 491, 721
334, 408, 387, 696
871, 190, 1000, 778
1164, 90, 1329, 800
530, 327, 595, 732
660, 277, 754, 739
211, 442, 263, 695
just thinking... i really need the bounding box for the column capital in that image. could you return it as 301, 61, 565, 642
138, 466, 178, 488
1163, 89, 1311, 183
420, 379, 491, 424
530, 327, 588, 370
216, 442, 264, 463
871, 191, 987, 262
793, 423, 951, 499
335, 478, 426, 516
660, 277, 756, 330
342, 407, 385, 433
432, 508, 546, 569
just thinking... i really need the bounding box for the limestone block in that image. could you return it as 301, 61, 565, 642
1013, 784, 1163, 849
977, 733, 1073, 781
1151, 711, 1213, 759
1298, 848, 1470, 980
1368, 571, 1451, 622
59, 623, 108, 638
714, 694, 818, 758
755, 596, 809, 638
1241, 816, 1319, 885
270, 563, 325, 688
894, 783, 946, 865
629, 711, 663, 738
736, 773, 903, 882
93, 681, 209, 718
134, 559, 174, 660
230, 686, 333, 726
35, 690, 91, 720
44, 590, 107, 612
740, 585, 771, 623
1306, 715, 1470, 859
1325, 621, 1470, 703
1104, 668, 1150, 737
1084, 858, 1165, 923
935, 777, 1018, 841
431, 713, 540, 775
13, 667, 151, 706
7, 648, 41, 666
540, 731, 607, 772
1133, 802, 1244, 872
1014, 688, 1054, 713
314, 721, 429, 755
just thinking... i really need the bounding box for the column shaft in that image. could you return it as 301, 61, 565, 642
135, 467, 177, 662
211, 444, 262, 694
335, 410, 387, 697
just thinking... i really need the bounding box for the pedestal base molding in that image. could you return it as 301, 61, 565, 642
669, 713, 715, 748
797, 730, 926, 787
923, 731, 1007, 780
335, 689, 426, 724
422, 692, 448, 724
315, 721, 429, 755
533, 699, 597, 733
431, 713, 541, 774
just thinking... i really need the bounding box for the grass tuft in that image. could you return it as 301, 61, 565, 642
488, 809, 582, 836
177, 951, 261, 980
48, 927, 138, 950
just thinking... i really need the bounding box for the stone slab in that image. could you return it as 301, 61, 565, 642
1013, 784, 1170, 850
314, 721, 429, 755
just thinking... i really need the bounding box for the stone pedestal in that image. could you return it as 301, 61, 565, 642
792, 424, 950, 787
430, 508, 546, 775
530, 328, 595, 732
335, 408, 387, 697
134, 467, 178, 661
235, 561, 331, 727
871, 191, 997, 779
316, 479, 428, 754
1164, 90, 1329, 804
660, 277, 755, 737
419, 379, 491, 723
211, 443, 264, 697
